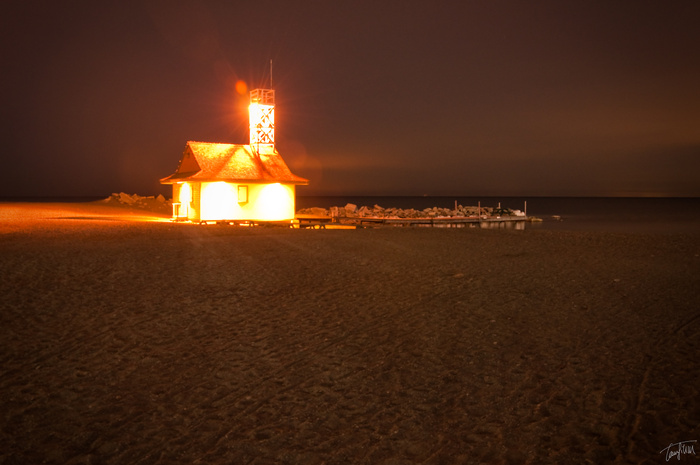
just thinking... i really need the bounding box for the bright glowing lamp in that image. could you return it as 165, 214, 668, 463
249, 89, 275, 147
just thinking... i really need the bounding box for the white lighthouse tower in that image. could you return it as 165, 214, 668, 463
249, 88, 275, 152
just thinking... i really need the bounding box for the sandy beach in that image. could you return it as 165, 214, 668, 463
1, 202, 698, 464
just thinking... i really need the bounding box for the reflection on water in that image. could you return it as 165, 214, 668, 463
411, 219, 527, 230
479, 220, 526, 230
528, 217, 700, 234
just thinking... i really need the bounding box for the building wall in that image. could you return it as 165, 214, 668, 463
190, 183, 202, 221
175, 181, 296, 222
172, 183, 182, 217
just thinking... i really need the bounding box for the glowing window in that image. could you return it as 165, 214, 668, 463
238, 185, 248, 203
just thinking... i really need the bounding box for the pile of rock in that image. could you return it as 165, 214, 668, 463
297, 203, 524, 219
101, 193, 172, 215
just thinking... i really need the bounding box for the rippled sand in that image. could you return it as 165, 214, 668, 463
1, 202, 698, 464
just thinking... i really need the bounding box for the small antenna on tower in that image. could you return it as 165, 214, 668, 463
269, 59, 273, 89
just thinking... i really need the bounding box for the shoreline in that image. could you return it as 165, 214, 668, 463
3, 195, 700, 234
4, 199, 700, 234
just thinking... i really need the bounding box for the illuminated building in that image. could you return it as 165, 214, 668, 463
161, 88, 308, 222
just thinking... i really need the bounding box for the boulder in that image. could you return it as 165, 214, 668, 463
310, 207, 329, 217
118, 192, 135, 205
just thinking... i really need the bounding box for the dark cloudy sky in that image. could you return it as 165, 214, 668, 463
2, 0, 699, 197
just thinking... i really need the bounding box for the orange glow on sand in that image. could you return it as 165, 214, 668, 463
0, 203, 170, 233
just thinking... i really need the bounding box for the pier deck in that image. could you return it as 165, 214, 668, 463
294, 215, 529, 229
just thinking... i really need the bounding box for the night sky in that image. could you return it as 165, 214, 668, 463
2, 1, 699, 198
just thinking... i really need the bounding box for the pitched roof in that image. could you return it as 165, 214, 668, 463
160, 142, 308, 185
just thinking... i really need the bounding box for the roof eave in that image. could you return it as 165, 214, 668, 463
161, 176, 309, 185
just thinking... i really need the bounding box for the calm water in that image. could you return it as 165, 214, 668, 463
297, 196, 700, 234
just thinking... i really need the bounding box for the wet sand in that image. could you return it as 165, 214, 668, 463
1, 202, 699, 464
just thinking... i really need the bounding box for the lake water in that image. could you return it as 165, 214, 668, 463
297, 196, 700, 234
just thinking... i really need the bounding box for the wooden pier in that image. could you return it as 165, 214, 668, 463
293, 215, 529, 229
193, 215, 531, 229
